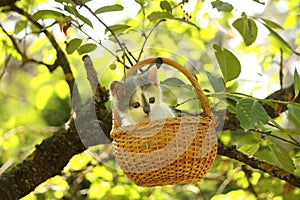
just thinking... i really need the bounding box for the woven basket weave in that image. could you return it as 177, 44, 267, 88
110, 57, 218, 186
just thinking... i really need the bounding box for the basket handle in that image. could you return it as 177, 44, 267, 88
112, 57, 212, 128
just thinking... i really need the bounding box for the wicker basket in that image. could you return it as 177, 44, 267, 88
110, 57, 218, 186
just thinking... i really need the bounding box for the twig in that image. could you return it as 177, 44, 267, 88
0, 23, 23, 56
124, 45, 138, 63
172, 1, 185, 10
73, 0, 134, 67
75, 26, 117, 58
266, 122, 300, 146
137, 19, 166, 62
279, 48, 283, 89
251, 128, 300, 147
9, 4, 82, 109
0, 55, 11, 80
173, 97, 198, 108
0, 21, 63, 77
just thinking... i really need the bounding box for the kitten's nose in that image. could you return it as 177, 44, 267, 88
143, 105, 150, 115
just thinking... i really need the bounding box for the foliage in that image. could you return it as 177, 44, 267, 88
0, 0, 300, 199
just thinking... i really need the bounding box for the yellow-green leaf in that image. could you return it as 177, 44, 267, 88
105, 24, 131, 35
160, 1, 172, 13
95, 4, 124, 14
287, 103, 300, 121
32, 10, 65, 21
260, 18, 283, 29
66, 38, 82, 54
293, 68, 300, 98
262, 23, 300, 56
64, 5, 93, 27
269, 144, 294, 173
147, 11, 174, 22
232, 13, 257, 46
77, 43, 97, 55
14, 20, 27, 34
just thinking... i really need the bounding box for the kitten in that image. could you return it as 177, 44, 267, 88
110, 67, 175, 125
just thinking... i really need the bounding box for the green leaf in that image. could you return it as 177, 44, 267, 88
213, 44, 241, 82
236, 98, 269, 130
293, 68, 300, 98
64, 5, 93, 27
211, 0, 233, 12
32, 10, 65, 21
74, 10, 93, 28
269, 144, 294, 173
161, 77, 186, 87
260, 18, 284, 29
77, 43, 97, 55
135, 0, 145, 7
287, 104, 300, 121
232, 14, 258, 46
135, 0, 145, 16
147, 11, 174, 22
66, 38, 82, 54
105, 24, 131, 35
205, 72, 225, 93
160, 1, 172, 13
262, 23, 300, 56
14, 20, 27, 34
30, 23, 40, 34
238, 143, 260, 156
95, 4, 124, 14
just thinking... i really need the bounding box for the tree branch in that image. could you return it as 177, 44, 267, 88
0, 65, 299, 199
0, 0, 17, 6
0, 82, 112, 199
1, 3, 300, 198
218, 145, 300, 188
0, 23, 55, 70
7, 5, 82, 109
0, 119, 85, 199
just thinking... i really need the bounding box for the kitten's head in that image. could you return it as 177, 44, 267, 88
110, 67, 161, 124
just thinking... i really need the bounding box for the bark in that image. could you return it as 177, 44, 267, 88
0, 119, 85, 199
0, 0, 17, 6
218, 145, 300, 188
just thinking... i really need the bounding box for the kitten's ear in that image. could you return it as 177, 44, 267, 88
148, 67, 158, 84
110, 81, 124, 100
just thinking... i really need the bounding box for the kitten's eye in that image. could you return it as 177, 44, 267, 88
149, 97, 155, 104
131, 102, 140, 109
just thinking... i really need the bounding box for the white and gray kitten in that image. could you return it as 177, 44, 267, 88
110, 67, 174, 125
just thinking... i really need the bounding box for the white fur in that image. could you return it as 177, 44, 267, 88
150, 104, 175, 121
